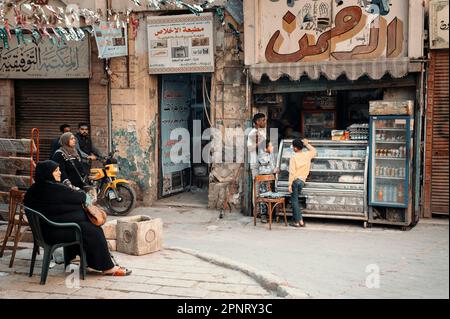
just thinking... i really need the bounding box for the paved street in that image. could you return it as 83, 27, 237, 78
0, 244, 275, 299
0, 205, 448, 299
130, 205, 449, 299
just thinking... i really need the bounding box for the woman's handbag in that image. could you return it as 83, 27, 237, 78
84, 205, 107, 226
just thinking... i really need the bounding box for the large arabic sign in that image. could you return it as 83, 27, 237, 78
0, 36, 90, 79
430, 0, 449, 49
147, 13, 214, 74
247, 0, 409, 64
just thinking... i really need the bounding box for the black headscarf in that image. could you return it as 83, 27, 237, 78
34, 160, 59, 184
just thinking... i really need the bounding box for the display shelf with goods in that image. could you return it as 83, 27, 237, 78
368, 115, 414, 227
275, 140, 369, 225
300, 110, 337, 139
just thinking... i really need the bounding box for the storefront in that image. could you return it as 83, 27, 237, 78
0, 31, 92, 160
147, 13, 215, 201
423, 0, 449, 217
244, 0, 426, 227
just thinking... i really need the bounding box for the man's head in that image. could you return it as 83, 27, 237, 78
292, 138, 304, 153
253, 113, 266, 129
59, 124, 71, 133
78, 123, 89, 137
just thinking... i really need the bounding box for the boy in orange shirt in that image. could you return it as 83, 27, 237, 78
288, 138, 317, 227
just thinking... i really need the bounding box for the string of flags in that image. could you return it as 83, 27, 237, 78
0, 0, 223, 48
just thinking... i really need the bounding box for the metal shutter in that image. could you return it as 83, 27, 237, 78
15, 79, 90, 160
429, 50, 449, 215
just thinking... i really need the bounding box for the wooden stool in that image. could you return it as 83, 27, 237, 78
0, 188, 28, 268
253, 175, 288, 230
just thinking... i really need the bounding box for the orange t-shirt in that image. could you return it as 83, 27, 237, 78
288, 149, 317, 186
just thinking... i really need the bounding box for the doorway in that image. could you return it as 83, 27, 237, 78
158, 73, 212, 207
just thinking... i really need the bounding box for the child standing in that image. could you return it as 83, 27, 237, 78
288, 138, 317, 228
257, 141, 278, 223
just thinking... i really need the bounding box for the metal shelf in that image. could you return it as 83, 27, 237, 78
310, 169, 365, 173
375, 157, 407, 160
375, 141, 406, 144
375, 176, 405, 180
375, 128, 405, 131
314, 157, 366, 161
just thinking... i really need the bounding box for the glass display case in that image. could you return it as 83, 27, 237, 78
369, 116, 411, 208
275, 140, 369, 223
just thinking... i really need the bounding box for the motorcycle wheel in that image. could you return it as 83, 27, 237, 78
105, 184, 136, 216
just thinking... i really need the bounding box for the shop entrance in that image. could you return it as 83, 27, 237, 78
158, 74, 211, 207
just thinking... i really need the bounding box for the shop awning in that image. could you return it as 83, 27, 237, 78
249, 58, 421, 84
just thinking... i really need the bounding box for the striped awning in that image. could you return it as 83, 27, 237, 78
249, 57, 420, 83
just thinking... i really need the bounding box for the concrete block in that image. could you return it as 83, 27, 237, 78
107, 240, 116, 251
102, 220, 117, 240
116, 215, 163, 256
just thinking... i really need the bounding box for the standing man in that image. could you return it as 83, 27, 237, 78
288, 138, 317, 228
247, 113, 267, 180
75, 123, 103, 174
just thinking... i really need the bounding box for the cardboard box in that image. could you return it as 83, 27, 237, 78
369, 100, 414, 116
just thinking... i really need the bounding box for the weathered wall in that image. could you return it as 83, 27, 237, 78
0, 80, 14, 139
108, 22, 159, 205
89, 37, 109, 156
208, 14, 249, 211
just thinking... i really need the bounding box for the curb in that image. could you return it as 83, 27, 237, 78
166, 246, 310, 299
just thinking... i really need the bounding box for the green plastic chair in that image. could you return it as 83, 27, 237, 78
23, 206, 87, 285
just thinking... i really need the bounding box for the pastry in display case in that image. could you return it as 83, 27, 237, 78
276, 140, 369, 224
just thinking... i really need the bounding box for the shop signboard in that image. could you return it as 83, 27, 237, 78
0, 36, 90, 79
245, 0, 412, 64
147, 13, 214, 74
94, 22, 128, 59
430, 0, 449, 49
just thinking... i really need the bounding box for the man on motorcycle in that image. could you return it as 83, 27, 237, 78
75, 123, 104, 174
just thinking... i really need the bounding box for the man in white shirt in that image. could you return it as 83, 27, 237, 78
247, 113, 267, 180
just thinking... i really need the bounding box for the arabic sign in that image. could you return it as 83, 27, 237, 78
247, 0, 409, 64
147, 13, 214, 74
94, 22, 128, 59
430, 0, 449, 49
160, 74, 191, 176
0, 36, 90, 79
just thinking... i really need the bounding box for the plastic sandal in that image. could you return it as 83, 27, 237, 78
106, 266, 132, 276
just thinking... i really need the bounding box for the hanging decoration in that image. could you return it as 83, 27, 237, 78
0, 0, 225, 49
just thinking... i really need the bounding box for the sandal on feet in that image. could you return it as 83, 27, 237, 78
104, 266, 132, 276
289, 222, 301, 228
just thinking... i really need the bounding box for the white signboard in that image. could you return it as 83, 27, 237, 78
0, 36, 90, 79
430, 0, 449, 49
94, 22, 128, 59
147, 13, 214, 74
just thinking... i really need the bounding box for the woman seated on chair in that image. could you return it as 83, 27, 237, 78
24, 160, 131, 276
52, 132, 87, 189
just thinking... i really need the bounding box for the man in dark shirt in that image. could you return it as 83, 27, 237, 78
75, 123, 103, 173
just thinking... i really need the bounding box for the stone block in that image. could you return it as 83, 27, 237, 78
116, 215, 163, 256
107, 240, 117, 251
102, 220, 117, 240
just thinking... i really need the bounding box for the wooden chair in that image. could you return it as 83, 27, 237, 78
253, 174, 288, 230
0, 188, 29, 268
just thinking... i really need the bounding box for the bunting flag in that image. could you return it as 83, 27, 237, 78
0, 0, 223, 47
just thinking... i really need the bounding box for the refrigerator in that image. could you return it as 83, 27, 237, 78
368, 115, 413, 227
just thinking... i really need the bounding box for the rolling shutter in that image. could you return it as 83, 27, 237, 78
429, 50, 449, 215
15, 79, 90, 160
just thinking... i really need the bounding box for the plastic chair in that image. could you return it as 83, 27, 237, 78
24, 206, 87, 285
253, 174, 288, 230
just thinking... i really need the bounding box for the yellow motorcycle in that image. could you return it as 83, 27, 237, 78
88, 151, 136, 216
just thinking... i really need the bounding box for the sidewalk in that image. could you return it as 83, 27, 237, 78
0, 243, 277, 299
